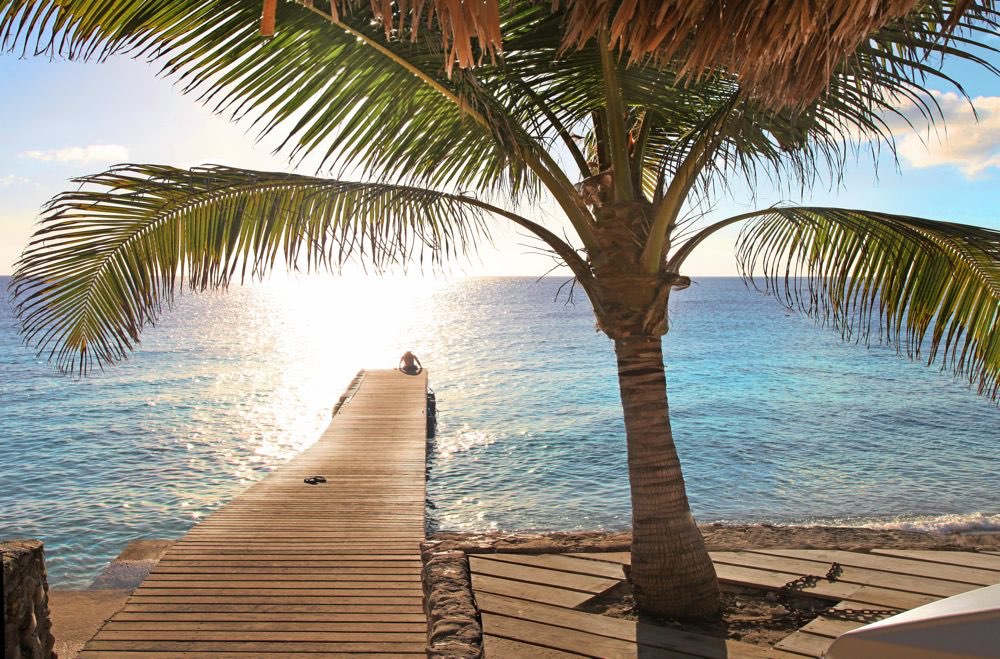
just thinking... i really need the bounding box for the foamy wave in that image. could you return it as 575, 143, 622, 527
856, 512, 1000, 534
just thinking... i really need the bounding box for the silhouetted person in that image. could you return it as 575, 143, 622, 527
399, 351, 423, 375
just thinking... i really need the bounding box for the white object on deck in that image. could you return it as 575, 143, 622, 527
824, 582, 1000, 658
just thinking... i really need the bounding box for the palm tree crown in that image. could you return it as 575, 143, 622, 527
4, 0, 999, 618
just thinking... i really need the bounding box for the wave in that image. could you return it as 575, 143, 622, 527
713, 512, 1000, 534
802, 512, 1000, 534
856, 512, 1000, 534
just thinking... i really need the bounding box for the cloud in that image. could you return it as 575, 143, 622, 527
0, 174, 36, 188
889, 91, 1000, 178
18, 143, 130, 164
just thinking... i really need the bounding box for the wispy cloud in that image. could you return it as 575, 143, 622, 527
0, 174, 38, 188
890, 92, 1000, 178
18, 143, 130, 164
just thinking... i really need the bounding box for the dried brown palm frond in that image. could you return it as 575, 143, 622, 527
306, 0, 502, 75
561, 0, 992, 109
558, 0, 923, 108
300, 0, 983, 109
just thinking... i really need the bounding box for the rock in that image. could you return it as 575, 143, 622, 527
2, 539, 56, 658
421, 550, 482, 659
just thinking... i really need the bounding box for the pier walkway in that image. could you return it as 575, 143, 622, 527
82, 369, 429, 657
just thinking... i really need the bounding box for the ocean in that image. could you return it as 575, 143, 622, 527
1, 275, 998, 588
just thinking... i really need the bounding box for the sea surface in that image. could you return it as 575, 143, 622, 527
1, 275, 998, 588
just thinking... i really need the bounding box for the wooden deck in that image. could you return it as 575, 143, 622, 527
82, 369, 430, 658
472, 548, 1000, 658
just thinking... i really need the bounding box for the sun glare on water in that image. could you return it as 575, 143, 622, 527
213, 273, 448, 463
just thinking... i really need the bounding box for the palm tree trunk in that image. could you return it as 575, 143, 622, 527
614, 334, 721, 620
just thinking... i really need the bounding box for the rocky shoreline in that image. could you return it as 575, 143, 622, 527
428, 523, 1000, 554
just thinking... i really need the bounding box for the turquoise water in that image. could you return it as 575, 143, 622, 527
2, 275, 998, 588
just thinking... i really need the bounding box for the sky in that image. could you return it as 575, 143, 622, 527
1, 36, 998, 278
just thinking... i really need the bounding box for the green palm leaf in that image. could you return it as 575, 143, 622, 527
9, 164, 490, 373
734, 208, 1000, 399
5, 0, 996, 200
1, 0, 538, 195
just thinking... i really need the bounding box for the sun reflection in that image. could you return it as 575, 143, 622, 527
209, 273, 455, 466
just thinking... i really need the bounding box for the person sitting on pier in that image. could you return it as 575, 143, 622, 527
399, 351, 423, 375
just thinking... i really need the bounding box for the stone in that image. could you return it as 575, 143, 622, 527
2, 539, 56, 658
421, 550, 483, 659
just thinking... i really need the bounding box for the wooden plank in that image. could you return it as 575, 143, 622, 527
470, 556, 620, 594
565, 552, 632, 565
774, 631, 834, 657
711, 551, 974, 598
151, 564, 420, 573
149, 566, 419, 574
87, 370, 431, 655
871, 549, 1000, 572
121, 596, 424, 605
471, 574, 595, 609
750, 549, 1000, 586
164, 549, 419, 556
712, 564, 849, 600
112, 612, 427, 622
759, 650, 814, 659
484, 635, 585, 658
80, 653, 423, 659
84, 640, 427, 653
482, 613, 680, 658
482, 553, 626, 580
129, 587, 421, 597
102, 621, 427, 632
795, 616, 867, 640
121, 603, 425, 614
714, 562, 940, 610
829, 599, 902, 620
840, 585, 936, 610
143, 574, 421, 582
133, 579, 422, 590
93, 630, 426, 641
157, 553, 419, 567
476, 592, 770, 658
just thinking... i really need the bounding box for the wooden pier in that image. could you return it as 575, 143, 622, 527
74, 366, 999, 657
82, 369, 430, 657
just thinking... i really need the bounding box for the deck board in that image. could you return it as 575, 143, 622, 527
749, 548, 1000, 586
711, 551, 977, 598
85, 370, 429, 657
471, 548, 996, 658
871, 549, 1000, 572
470, 555, 621, 593
471, 574, 597, 609
481, 553, 627, 580
476, 592, 767, 658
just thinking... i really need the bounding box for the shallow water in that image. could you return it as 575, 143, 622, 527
1, 275, 998, 587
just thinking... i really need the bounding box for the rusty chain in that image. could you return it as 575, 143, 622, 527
776, 562, 900, 623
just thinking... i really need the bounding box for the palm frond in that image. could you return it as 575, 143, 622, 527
9, 164, 489, 373
0, 0, 538, 195
735, 207, 1000, 400
5, 0, 996, 206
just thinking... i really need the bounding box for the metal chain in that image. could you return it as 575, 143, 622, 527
776, 562, 899, 623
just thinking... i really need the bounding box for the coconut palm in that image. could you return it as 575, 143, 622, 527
4, 0, 1000, 619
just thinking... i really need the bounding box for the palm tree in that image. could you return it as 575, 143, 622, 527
4, 0, 1000, 619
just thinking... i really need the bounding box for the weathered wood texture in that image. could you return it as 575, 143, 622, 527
472, 548, 998, 658
82, 370, 429, 657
